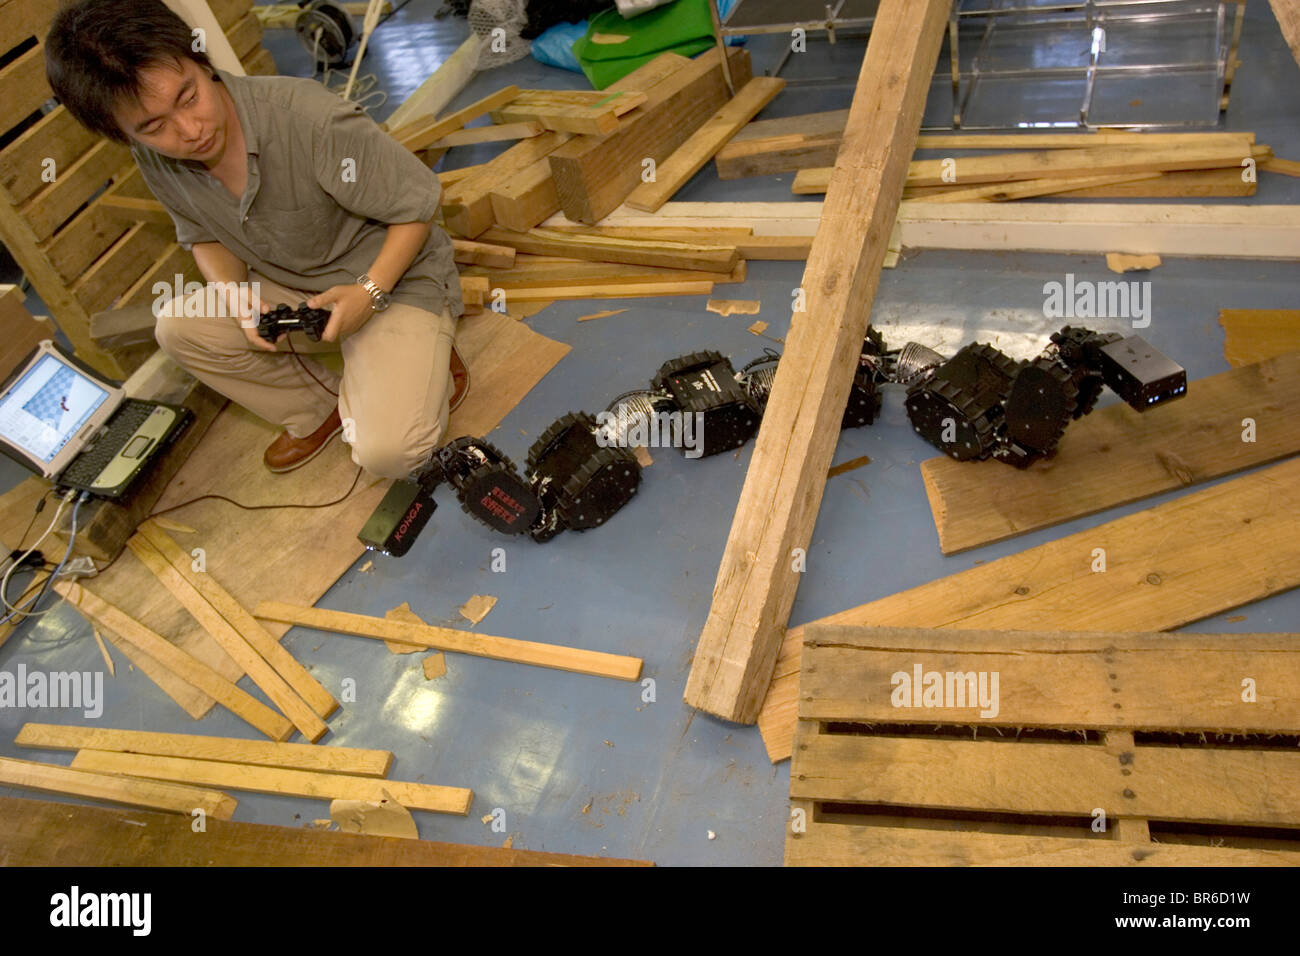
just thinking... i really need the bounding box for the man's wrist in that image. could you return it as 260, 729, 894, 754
356, 273, 390, 311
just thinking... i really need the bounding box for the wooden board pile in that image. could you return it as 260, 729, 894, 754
5, 723, 470, 818
382, 48, 800, 309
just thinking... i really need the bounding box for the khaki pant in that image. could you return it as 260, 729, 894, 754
155, 272, 456, 478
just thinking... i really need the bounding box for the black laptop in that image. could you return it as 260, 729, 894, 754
0, 340, 192, 499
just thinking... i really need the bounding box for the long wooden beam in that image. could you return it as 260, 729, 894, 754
682, 0, 952, 723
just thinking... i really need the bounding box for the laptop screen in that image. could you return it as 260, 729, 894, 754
0, 352, 110, 464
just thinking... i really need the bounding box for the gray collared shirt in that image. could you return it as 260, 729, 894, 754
131, 69, 462, 316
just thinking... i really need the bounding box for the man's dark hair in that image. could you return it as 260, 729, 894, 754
45, 0, 215, 144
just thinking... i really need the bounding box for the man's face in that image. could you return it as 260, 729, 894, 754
113, 57, 229, 165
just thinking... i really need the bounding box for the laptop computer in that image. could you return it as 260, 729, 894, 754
0, 340, 193, 500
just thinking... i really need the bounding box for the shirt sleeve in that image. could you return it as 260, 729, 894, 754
313, 98, 442, 224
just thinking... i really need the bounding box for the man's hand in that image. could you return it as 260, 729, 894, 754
236, 293, 277, 352
309, 284, 376, 342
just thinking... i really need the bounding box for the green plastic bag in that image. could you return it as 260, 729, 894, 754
572, 0, 719, 89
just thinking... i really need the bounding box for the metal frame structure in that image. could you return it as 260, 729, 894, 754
707, 0, 1245, 127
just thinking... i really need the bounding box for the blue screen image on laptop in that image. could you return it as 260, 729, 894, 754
0, 353, 109, 463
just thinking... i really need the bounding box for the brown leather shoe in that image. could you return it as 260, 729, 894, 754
449, 345, 469, 412
264, 407, 342, 473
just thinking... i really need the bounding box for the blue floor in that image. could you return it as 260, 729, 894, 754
2, 2, 1298, 866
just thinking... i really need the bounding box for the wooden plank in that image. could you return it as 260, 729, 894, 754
478, 227, 738, 273
44, 203, 134, 284
208, 0, 254, 31
437, 163, 487, 187
98, 195, 173, 226
895, 202, 1300, 259
0, 284, 55, 377
429, 120, 544, 149
904, 166, 1258, 200
53, 581, 295, 741
683, 0, 952, 723
138, 519, 339, 720
1272, 0, 1300, 67
786, 822, 1300, 866
626, 76, 786, 212
118, 242, 201, 309
1218, 310, 1300, 367
920, 352, 1300, 554
16, 724, 391, 776
253, 601, 643, 681
226, 11, 264, 60
0, 795, 652, 866
793, 143, 1264, 194
493, 89, 648, 135
441, 131, 572, 238
0, 107, 98, 206
389, 86, 520, 152
72, 751, 472, 815
240, 46, 276, 76
72, 221, 171, 314
1262, 156, 1300, 177
452, 238, 515, 268
798, 625, 1300, 733
717, 109, 1256, 179
792, 733, 1300, 827
488, 279, 715, 303
20, 139, 132, 241
487, 157, 559, 232
0, 44, 51, 140
0, 756, 237, 819
465, 259, 743, 289
759, 457, 1300, 761
384, 34, 481, 132
126, 534, 330, 742
548, 47, 752, 224
902, 172, 1162, 203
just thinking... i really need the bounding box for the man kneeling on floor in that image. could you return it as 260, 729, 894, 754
45, 0, 468, 478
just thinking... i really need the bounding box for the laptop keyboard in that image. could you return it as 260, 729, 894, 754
59, 399, 157, 488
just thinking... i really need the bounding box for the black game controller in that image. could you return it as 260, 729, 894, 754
257, 302, 330, 343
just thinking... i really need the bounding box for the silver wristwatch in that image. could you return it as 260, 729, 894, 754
356, 274, 391, 312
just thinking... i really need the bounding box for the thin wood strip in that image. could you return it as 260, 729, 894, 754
71, 750, 472, 815
138, 519, 339, 720
253, 601, 643, 681
0, 755, 237, 819
53, 581, 294, 741
15, 723, 391, 776
390, 85, 520, 152
479, 227, 738, 273
429, 120, 544, 149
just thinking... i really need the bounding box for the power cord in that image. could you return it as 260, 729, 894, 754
285, 334, 339, 397
147, 464, 364, 520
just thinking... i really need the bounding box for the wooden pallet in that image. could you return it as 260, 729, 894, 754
0, 0, 276, 377
787, 624, 1300, 866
